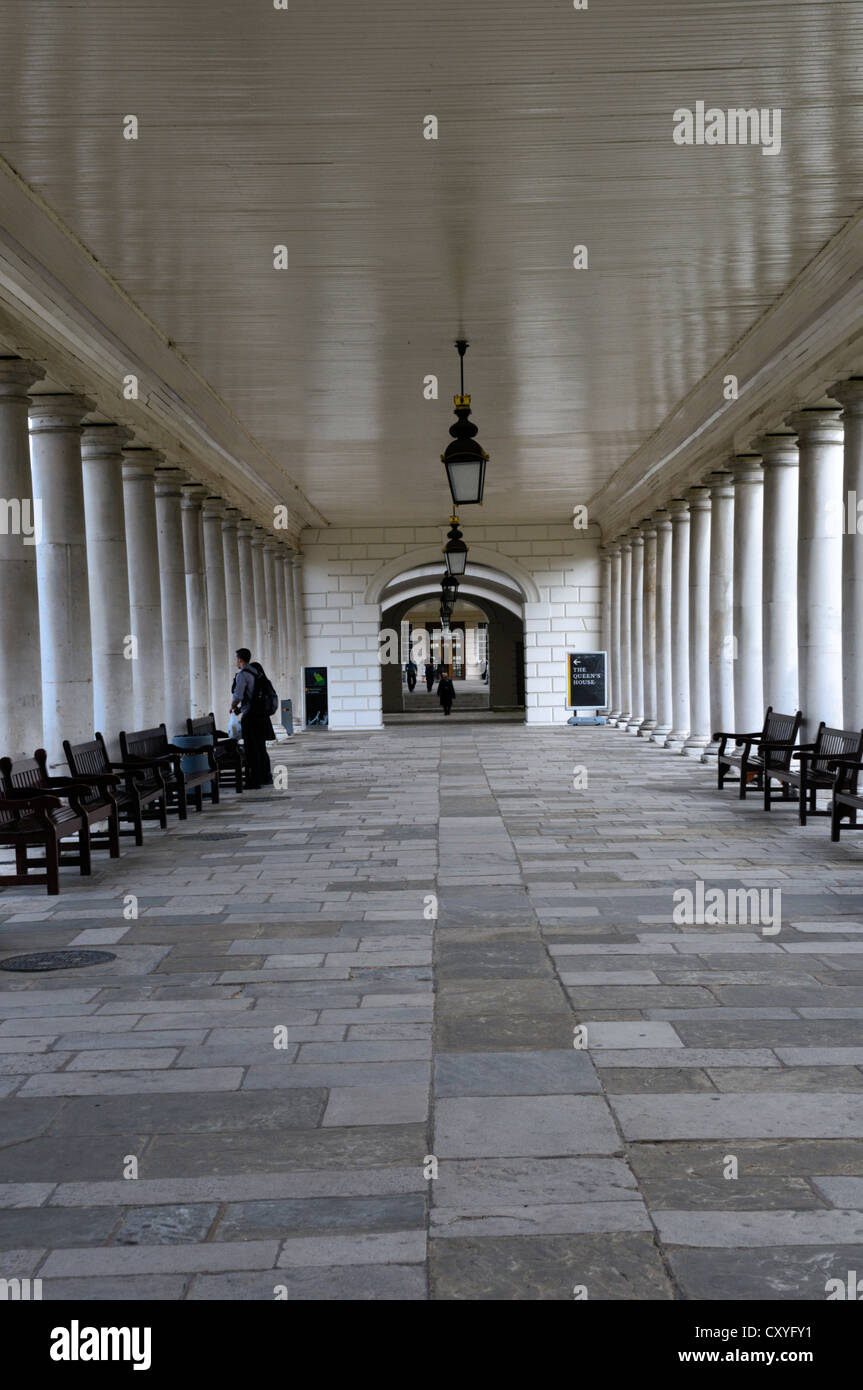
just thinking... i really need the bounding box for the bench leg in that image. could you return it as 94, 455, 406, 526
739, 762, 748, 800
78, 826, 92, 876
131, 800, 144, 847
193, 785, 203, 814
108, 808, 120, 859
46, 835, 60, 895
763, 774, 772, 811
211, 774, 220, 805
15, 844, 27, 875
832, 800, 842, 842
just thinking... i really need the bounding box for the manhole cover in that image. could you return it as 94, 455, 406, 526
179, 832, 248, 841
0, 950, 117, 972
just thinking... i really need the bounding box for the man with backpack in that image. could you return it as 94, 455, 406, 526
231, 648, 277, 788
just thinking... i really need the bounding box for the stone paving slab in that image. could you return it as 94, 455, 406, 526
3, 724, 863, 1299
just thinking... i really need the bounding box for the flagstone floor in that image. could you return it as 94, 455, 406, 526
2, 724, 863, 1300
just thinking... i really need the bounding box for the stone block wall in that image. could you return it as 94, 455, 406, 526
299, 523, 601, 729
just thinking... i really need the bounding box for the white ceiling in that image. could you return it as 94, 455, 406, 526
1, 0, 863, 528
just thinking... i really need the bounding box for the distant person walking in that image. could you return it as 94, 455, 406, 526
231, 649, 276, 788
438, 673, 456, 716
424, 662, 435, 692
405, 658, 417, 692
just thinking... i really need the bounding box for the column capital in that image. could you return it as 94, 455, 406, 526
0, 356, 45, 401
666, 497, 690, 520
627, 526, 644, 548
603, 538, 621, 554
830, 377, 863, 415
80, 423, 133, 458
685, 485, 711, 510
221, 506, 242, 530
618, 533, 633, 551
181, 482, 209, 509
638, 516, 657, 538
703, 468, 734, 498
652, 507, 672, 531
785, 407, 843, 445
250, 526, 268, 548
754, 433, 798, 468
236, 517, 256, 538
121, 446, 165, 479
154, 466, 189, 497
202, 495, 225, 519
27, 392, 92, 433
729, 453, 763, 484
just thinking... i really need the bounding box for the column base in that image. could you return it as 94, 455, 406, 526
651, 723, 672, 743
616, 711, 632, 730
606, 711, 621, 726
682, 734, 710, 759
701, 739, 721, 762
637, 719, 657, 737
625, 715, 643, 733
665, 729, 689, 752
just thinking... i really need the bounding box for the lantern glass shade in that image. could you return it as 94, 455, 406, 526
443, 455, 486, 507
444, 532, 468, 575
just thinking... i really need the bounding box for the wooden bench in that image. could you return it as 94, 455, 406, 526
64, 733, 167, 845
763, 723, 863, 825
0, 750, 107, 893
715, 707, 802, 800
187, 713, 245, 793
830, 757, 863, 842
119, 725, 218, 819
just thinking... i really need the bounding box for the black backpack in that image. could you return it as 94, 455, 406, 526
250, 668, 279, 717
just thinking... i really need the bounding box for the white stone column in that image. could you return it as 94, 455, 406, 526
618, 536, 632, 728
683, 486, 712, 758
756, 434, 799, 716
731, 454, 765, 735
28, 394, 93, 762
154, 466, 191, 737
273, 545, 290, 691
705, 470, 735, 758
639, 519, 657, 736
203, 497, 229, 719
833, 381, 863, 729
626, 528, 644, 732
606, 543, 622, 723
599, 545, 612, 715
290, 552, 306, 724
122, 447, 164, 729
789, 407, 845, 738
283, 548, 301, 725
182, 482, 210, 717
0, 358, 44, 758
652, 509, 673, 743
666, 498, 690, 751
221, 507, 242, 659
251, 527, 269, 668
80, 424, 135, 751
237, 519, 256, 651
263, 541, 280, 679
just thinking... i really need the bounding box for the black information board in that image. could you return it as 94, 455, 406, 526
567, 651, 607, 709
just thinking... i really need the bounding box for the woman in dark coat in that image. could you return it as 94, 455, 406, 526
438, 674, 456, 716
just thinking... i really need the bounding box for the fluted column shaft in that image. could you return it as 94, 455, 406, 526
251, 528, 269, 669
732, 455, 764, 735
182, 483, 210, 717
618, 538, 632, 727
626, 529, 644, 732
639, 520, 657, 734
203, 498, 229, 718
0, 359, 44, 758
237, 520, 256, 649
790, 408, 845, 739
28, 394, 93, 762
607, 544, 622, 722
291, 554, 306, 723
757, 435, 799, 716
684, 486, 712, 757
705, 471, 735, 757
81, 424, 135, 751
652, 511, 673, 742
666, 499, 690, 751
834, 381, 863, 729
154, 468, 190, 737
221, 508, 242, 663
263, 543, 279, 680
599, 546, 612, 715
122, 448, 164, 728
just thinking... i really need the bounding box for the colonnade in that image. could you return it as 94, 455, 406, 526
0, 357, 305, 762
602, 380, 863, 755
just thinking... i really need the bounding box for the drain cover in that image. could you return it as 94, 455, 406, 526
179, 832, 248, 841
0, 950, 117, 973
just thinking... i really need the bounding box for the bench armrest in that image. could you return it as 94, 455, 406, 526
0, 793, 62, 812
43, 775, 118, 794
